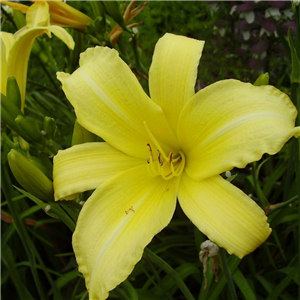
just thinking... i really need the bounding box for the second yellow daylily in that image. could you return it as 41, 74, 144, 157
1, 0, 93, 30
54, 33, 300, 299
1, 1, 74, 111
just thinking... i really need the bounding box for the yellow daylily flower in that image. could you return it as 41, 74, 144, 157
1, 0, 93, 29
54, 33, 300, 299
1, 1, 74, 111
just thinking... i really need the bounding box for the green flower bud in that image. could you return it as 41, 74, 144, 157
94, 16, 106, 34
12, 8, 26, 29
7, 149, 54, 202
254, 73, 269, 86
15, 115, 46, 144
1, 93, 23, 119
72, 119, 96, 146
6, 77, 21, 109
43, 117, 56, 138
19, 136, 30, 152
1, 103, 19, 132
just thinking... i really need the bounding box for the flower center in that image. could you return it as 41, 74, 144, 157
143, 121, 185, 180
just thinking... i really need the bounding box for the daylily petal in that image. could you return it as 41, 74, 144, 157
53, 142, 143, 200
7, 28, 47, 109
0, 32, 15, 61
0, 1, 29, 14
73, 165, 180, 299
149, 33, 204, 133
47, 25, 75, 49
45, 0, 93, 29
26, 1, 50, 27
57, 46, 179, 159
0, 32, 15, 95
178, 79, 300, 181
178, 172, 271, 258
7, 25, 73, 110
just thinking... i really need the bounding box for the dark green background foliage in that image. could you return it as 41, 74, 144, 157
1, 1, 299, 300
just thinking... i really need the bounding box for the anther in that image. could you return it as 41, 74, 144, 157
158, 151, 163, 166
143, 121, 169, 161
169, 152, 173, 164
147, 143, 154, 162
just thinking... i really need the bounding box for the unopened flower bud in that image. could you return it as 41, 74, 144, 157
1, 92, 23, 119
94, 16, 106, 34
43, 117, 56, 138
7, 149, 54, 201
1, 94, 24, 133
19, 136, 30, 152
15, 115, 46, 144
254, 73, 269, 86
6, 77, 21, 109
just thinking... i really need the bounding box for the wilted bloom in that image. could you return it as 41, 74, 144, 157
0, 1, 74, 110
54, 33, 300, 299
1, 0, 93, 30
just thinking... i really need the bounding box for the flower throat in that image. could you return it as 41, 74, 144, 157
143, 121, 185, 180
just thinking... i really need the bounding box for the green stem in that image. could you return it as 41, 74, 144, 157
131, 35, 149, 77
143, 248, 196, 300
220, 249, 238, 300
267, 195, 298, 215
251, 162, 264, 207
2, 166, 63, 298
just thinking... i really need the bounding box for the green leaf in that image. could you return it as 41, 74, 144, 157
1, 246, 35, 300
232, 268, 256, 300
288, 29, 300, 84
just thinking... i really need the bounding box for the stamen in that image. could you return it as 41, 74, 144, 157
158, 166, 174, 180
147, 143, 154, 162
158, 151, 163, 166
176, 151, 186, 175
144, 122, 185, 180
169, 152, 173, 164
143, 121, 169, 161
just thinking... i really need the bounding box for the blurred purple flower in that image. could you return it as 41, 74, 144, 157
227, 0, 294, 71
